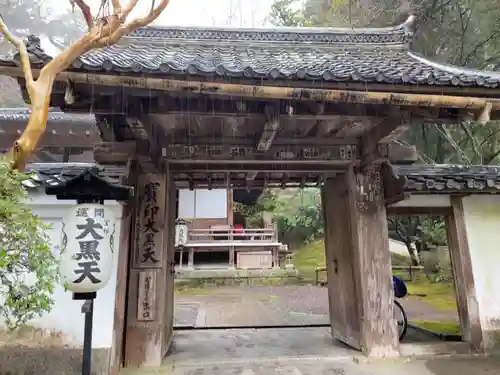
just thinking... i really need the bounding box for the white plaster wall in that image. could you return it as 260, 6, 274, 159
390, 194, 451, 207
462, 195, 500, 349
388, 239, 411, 259
178, 188, 227, 219
1, 191, 122, 349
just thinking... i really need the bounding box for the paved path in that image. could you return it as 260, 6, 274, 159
165, 356, 500, 375
175, 285, 458, 328
123, 326, 500, 375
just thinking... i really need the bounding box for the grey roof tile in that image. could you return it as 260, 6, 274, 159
0, 108, 95, 123
1, 17, 499, 88
21, 162, 500, 195
394, 164, 500, 193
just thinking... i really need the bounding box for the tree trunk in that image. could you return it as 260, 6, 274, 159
404, 241, 420, 266
7, 74, 54, 170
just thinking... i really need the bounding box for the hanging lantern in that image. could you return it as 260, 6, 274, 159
59, 203, 116, 293
175, 218, 188, 247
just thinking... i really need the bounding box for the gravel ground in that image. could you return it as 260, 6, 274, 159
174, 285, 458, 328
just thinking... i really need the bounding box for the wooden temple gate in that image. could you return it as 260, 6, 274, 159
2, 15, 500, 372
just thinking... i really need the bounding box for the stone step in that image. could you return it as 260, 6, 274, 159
120, 357, 362, 375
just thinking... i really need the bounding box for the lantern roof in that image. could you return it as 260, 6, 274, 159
44, 166, 132, 201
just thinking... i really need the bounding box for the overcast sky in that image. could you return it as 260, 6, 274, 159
50, 0, 278, 27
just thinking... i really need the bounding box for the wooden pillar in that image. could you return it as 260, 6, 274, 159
110, 162, 137, 375
446, 197, 483, 351
123, 165, 176, 367
321, 166, 398, 358
188, 249, 194, 269
227, 188, 234, 226
229, 246, 235, 268
272, 248, 279, 268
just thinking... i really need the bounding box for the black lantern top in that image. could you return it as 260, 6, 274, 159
45, 167, 133, 202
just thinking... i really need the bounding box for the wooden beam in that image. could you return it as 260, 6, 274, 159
381, 161, 408, 206
360, 113, 410, 167
127, 116, 164, 172
94, 141, 137, 164
173, 176, 336, 189
35, 150, 58, 162
446, 197, 483, 352
170, 164, 344, 172
247, 105, 280, 181
8, 67, 496, 110
165, 136, 359, 146
167, 143, 359, 163
94, 141, 416, 164
60, 91, 477, 124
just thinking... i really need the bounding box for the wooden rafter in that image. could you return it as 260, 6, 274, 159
246, 105, 280, 182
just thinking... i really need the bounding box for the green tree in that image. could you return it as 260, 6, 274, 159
0, 159, 58, 329
244, 188, 324, 245
268, 0, 499, 260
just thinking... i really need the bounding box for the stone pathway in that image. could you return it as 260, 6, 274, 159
123, 326, 500, 375
174, 285, 458, 328
165, 356, 500, 375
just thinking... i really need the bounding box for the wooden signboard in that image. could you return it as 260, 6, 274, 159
137, 270, 157, 321
133, 175, 166, 269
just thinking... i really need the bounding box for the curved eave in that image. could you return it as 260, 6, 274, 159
0, 108, 96, 124
123, 14, 416, 44
395, 164, 500, 195
0, 15, 499, 91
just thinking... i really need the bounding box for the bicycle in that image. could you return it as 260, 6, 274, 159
393, 276, 408, 341
316, 272, 409, 341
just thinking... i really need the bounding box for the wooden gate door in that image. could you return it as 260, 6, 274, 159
322, 168, 399, 357
321, 175, 362, 350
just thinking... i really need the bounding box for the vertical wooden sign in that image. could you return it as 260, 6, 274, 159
133, 174, 165, 269
137, 270, 157, 321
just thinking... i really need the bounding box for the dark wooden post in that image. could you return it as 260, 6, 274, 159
322, 166, 399, 357
123, 164, 176, 367
446, 197, 483, 351
110, 162, 138, 375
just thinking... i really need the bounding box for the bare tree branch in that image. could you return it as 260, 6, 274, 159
0, 0, 173, 170
112, 0, 123, 14
460, 121, 482, 163
0, 15, 34, 94
98, 0, 170, 46
434, 123, 471, 164
69, 0, 94, 30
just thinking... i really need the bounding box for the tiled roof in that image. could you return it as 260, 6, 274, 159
395, 164, 500, 194
1, 16, 500, 88
0, 108, 95, 123
22, 163, 500, 195
22, 163, 126, 189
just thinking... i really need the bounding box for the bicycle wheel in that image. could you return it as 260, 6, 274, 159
394, 299, 408, 341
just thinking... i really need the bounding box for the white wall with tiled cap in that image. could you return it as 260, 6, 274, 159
1, 191, 122, 348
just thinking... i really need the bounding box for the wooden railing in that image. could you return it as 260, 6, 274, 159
186, 226, 279, 245
314, 264, 425, 285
